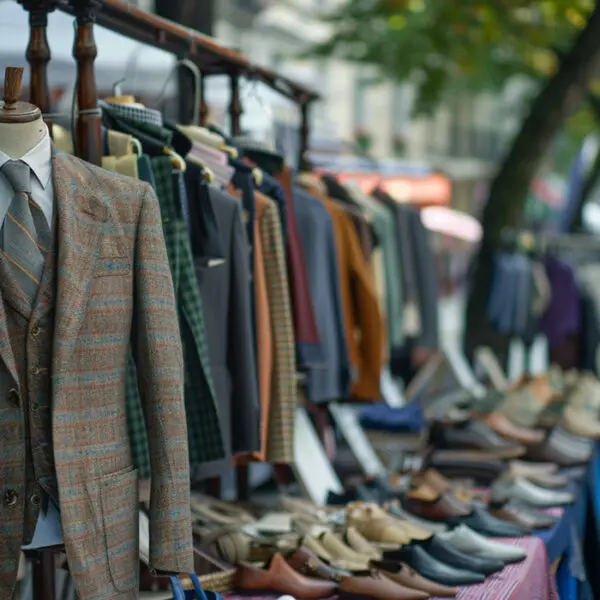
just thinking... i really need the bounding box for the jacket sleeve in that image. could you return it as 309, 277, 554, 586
229, 200, 262, 454
342, 214, 385, 401
132, 184, 193, 574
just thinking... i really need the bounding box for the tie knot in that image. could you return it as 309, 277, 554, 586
1, 160, 32, 195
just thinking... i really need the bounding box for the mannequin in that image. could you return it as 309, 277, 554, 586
0, 67, 47, 158
0, 66, 193, 600
0, 68, 62, 556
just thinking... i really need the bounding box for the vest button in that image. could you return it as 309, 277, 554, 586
30, 326, 41, 337
7, 388, 19, 406
4, 490, 18, 507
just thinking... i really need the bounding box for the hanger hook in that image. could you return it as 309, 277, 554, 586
155, 58, 201, 124
112, 77, 127, 97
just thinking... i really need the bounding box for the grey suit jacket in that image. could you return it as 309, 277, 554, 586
293, 185, 351, 402
193, 187, 261, 479
405, 206, 440, 350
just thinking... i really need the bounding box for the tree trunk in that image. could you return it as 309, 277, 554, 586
570, 94, 600, 231
464, 3, 600, 366
571, 145, 600, 231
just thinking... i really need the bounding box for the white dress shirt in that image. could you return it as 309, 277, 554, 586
0, 125, 54, 229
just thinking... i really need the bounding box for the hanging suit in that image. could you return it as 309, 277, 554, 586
0, 152, 193, 600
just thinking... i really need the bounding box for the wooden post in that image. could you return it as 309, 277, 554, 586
18, 0, 58, 135
70, 0, 102, 165
229, 73, 242, 136
298, 101, 310, 171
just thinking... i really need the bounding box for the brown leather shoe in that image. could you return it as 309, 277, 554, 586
339, 571, 430, 600
286, 547, 346, 581
373, 560, 457, 597
235, 553, 338, 598
490, 504, 557, 530
483, 412, 546, 445
404, 486, 472, 522
411, 469, 474, 504
286, 548, 430, 600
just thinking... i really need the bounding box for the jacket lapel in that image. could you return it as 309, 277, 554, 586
0, 288, 17, 383
51, 152, 108, 374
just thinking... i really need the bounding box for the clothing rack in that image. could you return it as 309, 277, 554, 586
17, 0, 320, 167
501, 227, 600, 253
12, 1, 319, 598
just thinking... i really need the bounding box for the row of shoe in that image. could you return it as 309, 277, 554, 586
427, 367, 599, 467
189, 479, 534, 599
185, 366, 595, 599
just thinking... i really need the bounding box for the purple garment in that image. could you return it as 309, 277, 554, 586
541, 257, 581, 346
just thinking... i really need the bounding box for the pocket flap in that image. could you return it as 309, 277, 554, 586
100, 467, 139, 592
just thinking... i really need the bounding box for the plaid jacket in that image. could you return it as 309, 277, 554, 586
0, 153, 193, 599
150, 158, 224, 468
255, 193, 297, 463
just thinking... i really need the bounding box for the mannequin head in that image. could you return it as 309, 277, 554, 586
0, 66, 48, 158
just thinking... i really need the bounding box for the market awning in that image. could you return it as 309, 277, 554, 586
332, 172, 452, 206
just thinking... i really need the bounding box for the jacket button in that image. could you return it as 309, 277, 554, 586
30, 494, 41, 506
7, 388, 19, 407
4, 490, 18, 506
30, 325, 41, 337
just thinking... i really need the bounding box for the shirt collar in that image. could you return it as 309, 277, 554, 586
0, 124, 52, 190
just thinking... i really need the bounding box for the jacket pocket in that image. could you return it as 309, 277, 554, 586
99, 466, 139, 592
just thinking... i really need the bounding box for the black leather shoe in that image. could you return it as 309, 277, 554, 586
449, 505, 530, 537
381, 545, 485, 586
424, 536, 505, 576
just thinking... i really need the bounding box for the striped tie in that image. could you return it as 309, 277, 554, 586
0, 160, 50, 308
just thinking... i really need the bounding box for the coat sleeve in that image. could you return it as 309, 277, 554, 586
132, 184, 193, 574
228, 200, 262, 454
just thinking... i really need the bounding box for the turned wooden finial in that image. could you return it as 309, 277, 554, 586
0, 66, 42, 123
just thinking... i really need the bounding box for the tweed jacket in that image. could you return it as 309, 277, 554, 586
255, 192, 297, 463
0, 153, 193, 600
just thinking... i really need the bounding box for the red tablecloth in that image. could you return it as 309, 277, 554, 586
453, 536, 558, 600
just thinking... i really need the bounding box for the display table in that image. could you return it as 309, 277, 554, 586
224, 537, 557, 600
453, 537, 558, 600
534, 444, 599, 600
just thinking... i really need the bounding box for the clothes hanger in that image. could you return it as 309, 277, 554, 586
164, 146, 187, 172
104, 78, 139, 106
252, 168, 263, 187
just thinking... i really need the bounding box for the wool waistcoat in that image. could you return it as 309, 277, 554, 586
0, 224, 57, 551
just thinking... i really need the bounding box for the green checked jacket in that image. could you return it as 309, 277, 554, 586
125, 157, 224, 476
